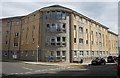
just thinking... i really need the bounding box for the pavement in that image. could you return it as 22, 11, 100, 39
23, 61, 91, 67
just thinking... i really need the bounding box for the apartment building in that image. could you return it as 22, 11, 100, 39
1, 5, 118, 62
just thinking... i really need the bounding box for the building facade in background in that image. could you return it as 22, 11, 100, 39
0, 5, 118, 63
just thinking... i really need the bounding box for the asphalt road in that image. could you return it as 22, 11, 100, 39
1, 62, 118, 78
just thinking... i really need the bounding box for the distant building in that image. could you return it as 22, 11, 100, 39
0, 5, 118, 62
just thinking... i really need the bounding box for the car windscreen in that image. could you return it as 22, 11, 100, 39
108, 56, 113, 59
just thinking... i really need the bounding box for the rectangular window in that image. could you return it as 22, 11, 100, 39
51, 43, 55, 46
14, 33, 19, 37
97, 51, 99, 55
33, 14, 36, 19
5, 41, 9, 45
50, 51, 54, 56
56, 24, 61, 31
46, 11, 50, 19
62, 23, 66, 32
79, 27, 83, 32
74, 38, 76, 43
32, 51, 35, 56
86, 29, 88, 33
99, 42, 102, 46
92, 41, 94, 45
57, 51, 60, 56
14, 43, 18, 47
62, 23, 66, 29
79, 38, 83, 43
74, 51, 77, 56
62, 43, 66, 46
91, 31, 93, 35
74, 14, 76, 19
62, 11, 66, 19
62, 51, 66, 56
100, 51, 102, 55
96, 32, 97, 36
16, 20, 20, 25
80, 51, 84, 56
86, 20, 88, 24
6, 31, 9, 35
92, 51, 94, 55
56, 43, 61, 46
57, 37, 60, 42
99, 33, 101, 38
79, 17, 82, 21
62, 37, 66, 42
86, 40, 88, 44
32, 26, 35, 30
51, 11, 56, 19
86, 51, 89, 55
32, 38, 35, 43
57, 11, 61, 19
51, 37, 55, 42
47, 24, 50, 29
74, 25, 76, 30
50, 24, 56, 32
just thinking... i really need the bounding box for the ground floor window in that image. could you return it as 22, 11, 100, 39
62, 57, 66, 61
56, 51, 60, 56
32, 51, 35, 56
62, 51, 66, 56
50, 51, 54, 56
49, 50, 66, 62
4, 51, 8, 56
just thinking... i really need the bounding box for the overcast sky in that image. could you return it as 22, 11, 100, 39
0, 2, 118, 34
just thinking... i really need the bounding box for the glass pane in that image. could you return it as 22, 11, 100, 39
50, 24, 56, 32
62, 12, 66, 19
56, 11, 61, 19
57, 51, 60, 56
56, 24, 61, 31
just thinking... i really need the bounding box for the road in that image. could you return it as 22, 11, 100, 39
1, 62, 118, 78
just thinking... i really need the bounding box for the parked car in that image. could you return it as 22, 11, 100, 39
117, 54, 120, 78
91, 57, 106, 65
107, 56, 115, 63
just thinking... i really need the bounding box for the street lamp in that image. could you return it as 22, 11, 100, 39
36, 45, 39, 62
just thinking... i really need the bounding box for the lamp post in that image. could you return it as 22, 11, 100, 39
36, 45, 39, 62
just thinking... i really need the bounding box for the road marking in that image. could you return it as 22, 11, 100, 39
10, 73, 14, 75
25, 72, 31, 74
19, 73, 24, 74
14, 73, 19, 74
49, 69, 57, 71
22, 67, 33, 70
35, 70, 41, 72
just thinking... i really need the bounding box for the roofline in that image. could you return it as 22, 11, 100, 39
108, 30, 118, 36
1, 16, 25, 20
0, 5, 109, 29
40, 5, 109, 29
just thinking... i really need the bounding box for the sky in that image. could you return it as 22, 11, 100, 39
0, 1, 118, 34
